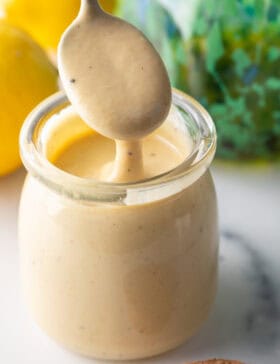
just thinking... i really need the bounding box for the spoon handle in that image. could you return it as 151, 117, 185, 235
79, 0, 102, 17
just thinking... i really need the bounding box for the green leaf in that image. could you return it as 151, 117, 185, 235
206, 22, 225, 73
231, 48, 251, 77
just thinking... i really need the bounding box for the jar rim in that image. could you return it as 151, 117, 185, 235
20, 89, 217, 203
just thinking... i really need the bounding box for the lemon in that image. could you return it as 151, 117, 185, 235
0, 21, 58, 176
0, 0, 116, 51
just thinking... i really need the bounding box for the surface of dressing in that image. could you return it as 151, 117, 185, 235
58, 0, 171, 182
53, 132, 185, 181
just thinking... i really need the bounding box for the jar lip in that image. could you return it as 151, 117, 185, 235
20, 89, 216, 202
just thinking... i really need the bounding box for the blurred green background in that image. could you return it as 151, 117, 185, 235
116, 0, 280, 161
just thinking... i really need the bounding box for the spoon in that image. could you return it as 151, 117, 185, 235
58, 0, 171, 182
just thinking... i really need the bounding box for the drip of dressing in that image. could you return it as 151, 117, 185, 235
58, 0, 171, 182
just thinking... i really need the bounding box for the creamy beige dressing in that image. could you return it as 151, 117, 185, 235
58, 0, 171, 182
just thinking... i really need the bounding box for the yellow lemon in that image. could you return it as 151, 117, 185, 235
0, 21, 58, 176
0, 0, 116, 51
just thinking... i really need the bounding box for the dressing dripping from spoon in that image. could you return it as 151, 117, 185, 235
58, 0, 171, 182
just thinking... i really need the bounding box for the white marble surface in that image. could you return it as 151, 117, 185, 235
0, 164, 279, 364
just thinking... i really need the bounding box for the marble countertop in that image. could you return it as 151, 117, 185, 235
0, 164, 279, 364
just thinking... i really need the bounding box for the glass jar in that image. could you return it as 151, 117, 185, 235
18, 90, 218, 360
116, 0, 280, 161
